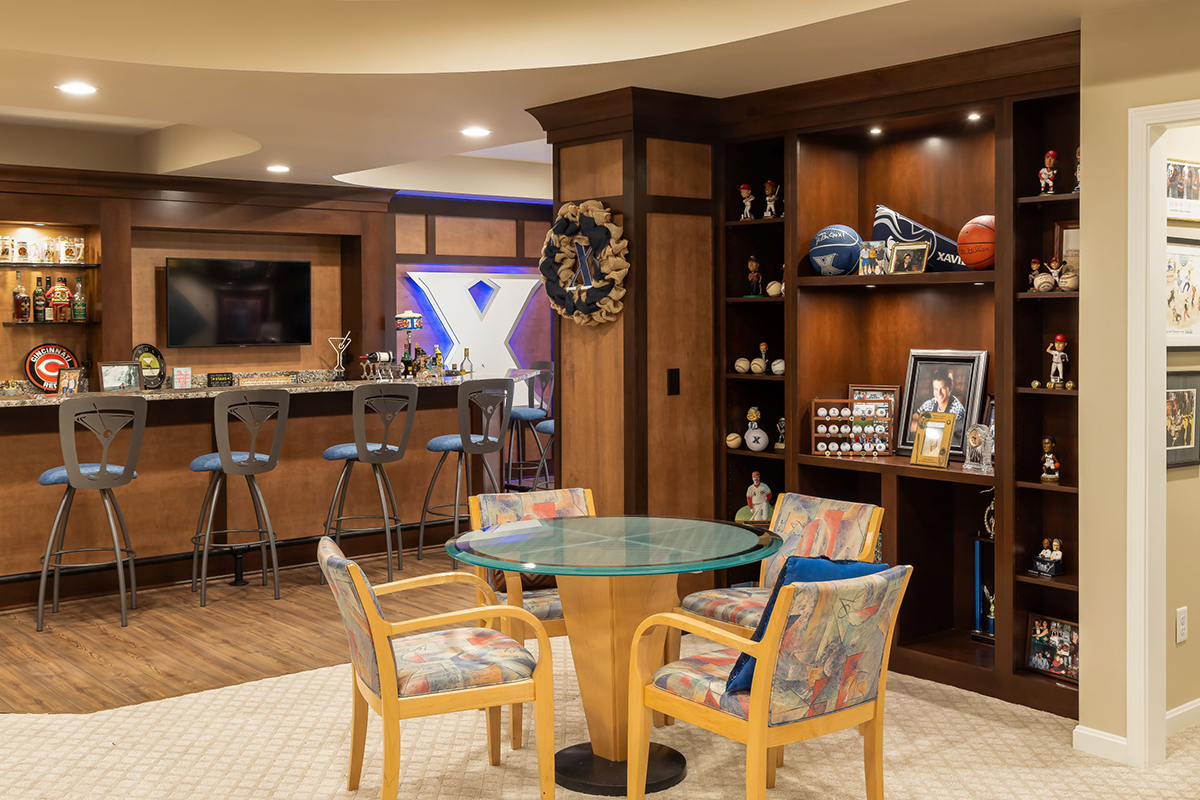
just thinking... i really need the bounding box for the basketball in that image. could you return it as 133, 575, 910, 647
956, 215, 995, 270
809, 224, 862, 276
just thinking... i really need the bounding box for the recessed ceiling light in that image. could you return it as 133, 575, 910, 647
869, 127, 882, 136
56, 81, 98, 96
968, 112, 982, 121
266, 165, 290, 173
460, 126, 492, 138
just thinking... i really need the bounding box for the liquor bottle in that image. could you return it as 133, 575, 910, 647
462, 347, 473, 375
71, 277, 87, 322
32, 276, 45, 322
51, 277, 71, 322
12, 270, 29, 322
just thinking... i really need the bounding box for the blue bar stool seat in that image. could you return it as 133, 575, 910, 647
504, 362, 553, 492
418, 378, 514, 561
37, 395, 148, 631
190, 389, 289, 607
320, 384, 417, 584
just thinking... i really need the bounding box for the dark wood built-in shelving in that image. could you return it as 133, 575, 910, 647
0, 262, 100, 270
797, 271, 995, 288
725, 217, 785, 227
1017, 291, 1078, 300
1016, 193, 1080, 205
3, 321, 95, 327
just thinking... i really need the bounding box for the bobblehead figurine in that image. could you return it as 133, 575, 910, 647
775, 417, 786, 451
1047, 257, 1063, 289
746, 471, 773, 522
739, 184, 755, 220
1039, 149, 1058, 194
1040, 436, 1061, 483
744, 406, 770, 451
1074, 146, 1081, 193
747, 255, 764, 296
1046, 333, 1069, 388
1028, 258, 1042, 291
763, 180, 782, 218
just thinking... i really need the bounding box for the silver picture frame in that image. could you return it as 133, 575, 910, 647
897, 349, 989, 458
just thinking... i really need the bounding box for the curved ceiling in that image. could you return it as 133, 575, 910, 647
0, 0, 1151, 197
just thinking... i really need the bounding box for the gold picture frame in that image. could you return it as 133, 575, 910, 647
910, 410, 957, 468
888, 241, 929, 274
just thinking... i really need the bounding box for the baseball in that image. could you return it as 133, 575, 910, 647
817, 442, 828, 452
750, 358, 767, 374
817, 407, 828, 417
734, 357, 750, 373
770, 359, 785, 375
852, 443, 863, 453
725, 432, 743, 449
766, 280, 783, 297
840, 407, 852, 417
817, 424, 827, 434
840, 442, 852, 452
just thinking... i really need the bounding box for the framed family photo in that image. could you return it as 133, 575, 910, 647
99, 361, 143, 392
56, 367, 85, 397
1168, 157, 1200, 223
897, 349, 989, 457
1167, 237, 1200, 349
888, 241, 929, 274
1025, 614, 1079, 684
1168, 371, 1200, 468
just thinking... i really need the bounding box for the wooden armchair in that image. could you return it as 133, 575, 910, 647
631, 566, 911, 800
317, 537, 555, 800
468, 487, 594, 747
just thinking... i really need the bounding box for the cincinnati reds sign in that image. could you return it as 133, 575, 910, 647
24, 344, 79, 393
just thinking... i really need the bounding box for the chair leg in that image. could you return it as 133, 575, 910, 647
99, 489, 129, 627
482, 453, 501, 494
249, 476, 281, 601
380, 467, 402, 572
245, 477, 268, 587
192, 473, 218, 593
453, 453, 464, 541
746, 741, 769, 800
373, 464, 396, 583
333, 461, 354, 544
381, 715, 401, 800
862, 716, 884, 800
766, 747, 779, 789
36, 489, 73, 632
776, 747, 785, 768
199, 473, 225, 607
51, 488, 75, 614
510, 617, 525, 750
533, 663, 555, 800
533, 434, 553, 490
324, 461, 352, 539
486, 705, 502, 766
347, 679, 368, 791
505, 421, 516, 488
106, 489, 137, 609
661, 627, 682, 726
626, 688, 653, 800
417, 452, 449, 560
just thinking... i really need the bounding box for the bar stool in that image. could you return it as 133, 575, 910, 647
504, 361, 553, 492
532, 418, 555, 490
417, 378, 513, 560
190, 389, 289, 607
320, 383, 418, 584
36, 395, 147, 631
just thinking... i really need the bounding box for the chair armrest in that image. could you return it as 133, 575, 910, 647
633, 612, 764, 659
386, 605, 552, 664
374, 571, 498, 605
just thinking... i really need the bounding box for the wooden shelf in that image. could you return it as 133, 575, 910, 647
1016, 192, 1080, 205
971, 535, 996, 544
726, 449, 786, 461
1016, 480, 1078, 494
1015, 669, 1079, 693
1017, 387, 1078, 396
725, 296, 783, 304
1015, 572, 1079, 592
897, 631, 995, 671
725, 373, 785, 382
725, 217, 784, 227
1016, 290, 1078, 300
0, 262, 99, 270
797, 454, 997, 486
3, 320, 94, 327
796, 271, 994, 288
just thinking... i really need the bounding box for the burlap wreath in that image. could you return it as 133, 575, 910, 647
537, 200, 629, 326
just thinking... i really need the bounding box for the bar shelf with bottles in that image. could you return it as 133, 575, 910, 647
10, 271, 90, 325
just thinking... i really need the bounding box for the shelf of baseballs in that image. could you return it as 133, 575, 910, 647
725, 373, 784, 382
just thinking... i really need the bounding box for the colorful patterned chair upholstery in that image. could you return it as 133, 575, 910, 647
317, 537, 555, 800
629, 566, 911, 800
467, 487, 594, 748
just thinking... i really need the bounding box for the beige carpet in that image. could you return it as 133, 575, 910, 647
1, 636, 1198, 799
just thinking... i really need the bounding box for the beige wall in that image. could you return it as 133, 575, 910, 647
1080, 0, 1200, 739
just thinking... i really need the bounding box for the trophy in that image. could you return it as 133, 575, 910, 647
775, 417, 786, 452
328, 331, 352, 381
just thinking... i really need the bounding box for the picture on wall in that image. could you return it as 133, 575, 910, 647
897, 349, 989, 457
1168, 158, 1200, 222
1025, 614, 1079, 684
1168, 372, 1200, 468
1167, 238, 1200, 348
1053, 219, 1080, 273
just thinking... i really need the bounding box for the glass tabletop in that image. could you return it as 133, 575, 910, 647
446, 516, 781, 577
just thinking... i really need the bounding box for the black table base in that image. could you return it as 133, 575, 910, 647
554, 742, 686, 796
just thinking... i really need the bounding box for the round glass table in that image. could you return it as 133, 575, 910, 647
447, 516, 780, 796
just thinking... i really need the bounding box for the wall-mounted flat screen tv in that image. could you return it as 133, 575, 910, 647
165, 258, 312, 348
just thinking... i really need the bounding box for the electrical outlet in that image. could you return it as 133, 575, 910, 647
1178, 607, 1189, 644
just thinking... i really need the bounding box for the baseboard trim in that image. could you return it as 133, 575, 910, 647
1167, 697, 1200, 735
1073, 725, 1128, 763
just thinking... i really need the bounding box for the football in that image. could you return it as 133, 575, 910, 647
956, 215, 996, 270
809, 224, 862, 276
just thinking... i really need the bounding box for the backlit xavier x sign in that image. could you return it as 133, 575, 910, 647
407, 271, 541, 402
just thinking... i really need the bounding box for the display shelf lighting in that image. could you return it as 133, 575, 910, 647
869, 127, 883, 136
968, 112, 982, 121
56, 81, 97, 96
266, 165, 290, 173
460, 126, 492, 138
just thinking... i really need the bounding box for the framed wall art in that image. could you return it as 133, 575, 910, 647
1168, 157, 1200, 222
1025, 614, 1079, 684
99, 361, 143, 392
1168, 371, 1200, 468
1167, 237, 1200, 348
897, 349, 989, 457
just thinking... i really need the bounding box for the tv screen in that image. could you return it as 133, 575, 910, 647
165, 258, 312, 348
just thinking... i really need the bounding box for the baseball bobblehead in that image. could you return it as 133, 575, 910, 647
1039, 149, 1057, 194
738, 184, 755, 221
744, 406, 770, 451
1046, 334, 1069, 388
763, 180, 782, 218
745, 471, 773, 522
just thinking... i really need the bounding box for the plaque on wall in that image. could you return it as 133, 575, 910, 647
24, 343, 79, 394
207, 372, 234, 388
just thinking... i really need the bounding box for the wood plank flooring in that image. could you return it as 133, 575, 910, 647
0, 550, 475, 714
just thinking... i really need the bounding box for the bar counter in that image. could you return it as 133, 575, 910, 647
0, 374, 528, 601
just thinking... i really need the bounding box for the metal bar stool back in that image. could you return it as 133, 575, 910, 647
418, 378, 514, 560
322, 384, 418, 583
191, 389, 290, 606
505, 361, 553, 491
37, 395, 148, 631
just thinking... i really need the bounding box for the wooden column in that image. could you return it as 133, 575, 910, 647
99, 198, 134, 366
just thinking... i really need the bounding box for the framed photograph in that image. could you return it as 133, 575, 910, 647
983, 393, 996, 434
1025, 614, 1079, 684
1053, 219, 1080, 273
99, 361, 143, 393
1168, 157, 1200, 222
888, 241, 929, 274
897, 349, 989, 457
1167, 238, 1200, 348
56, 367, 85, 397
910, 410, 956, 468
858, 240, 889, 276
1168, 371, 1200, 468
172, 366, 193, 390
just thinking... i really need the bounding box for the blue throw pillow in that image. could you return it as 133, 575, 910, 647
723, 556, 889, 694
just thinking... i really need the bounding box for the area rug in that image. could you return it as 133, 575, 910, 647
1, 637, 1197, 799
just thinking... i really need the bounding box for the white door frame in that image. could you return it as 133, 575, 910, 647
1122, 98, 1200, 768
